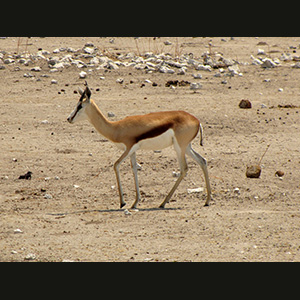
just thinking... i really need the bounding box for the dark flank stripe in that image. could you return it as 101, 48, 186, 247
135, 122, 173, 143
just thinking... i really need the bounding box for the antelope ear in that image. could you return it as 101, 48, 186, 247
84, 81, 91, 101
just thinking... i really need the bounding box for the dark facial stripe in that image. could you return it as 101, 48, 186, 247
135, 122, 173, 143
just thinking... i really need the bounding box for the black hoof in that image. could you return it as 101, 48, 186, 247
120, 202, 126, 208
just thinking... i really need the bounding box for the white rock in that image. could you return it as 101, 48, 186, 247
14, 228, 23, 234
116, 78, 124, 84
23, 73, 34, 78
4, 58, 15, 64
252, 58, 263, 65
41, 120, 49, 124
233, 187, 240, 195
190, 82, 202, 90
24, 253, 36, 260
292, 62, 300, 68
124, 209, 132, 216
62, 259, 75, 262
257, 48, 265, 55
53, 48, 60, 53
278, 88, 283, 92
51, 79, 57, 84
261, 58, 276, 68
195, 64, 212, 71
187, 187, 204, 194
177, 68, 186, 75
158, 66, 175, 74
90, 56, 99, 65
164, 40, 172, 45
44, 194, 53, 199
228, 64, 240, 76
72, 59, 87, 68
53, 62, 65, 69
83, 47, 94, 55
192, 73, 202, 79
31, 66, 41, 72
79, 71, 87, 78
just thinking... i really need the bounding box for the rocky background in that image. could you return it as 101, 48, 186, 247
0, 37, 299, 261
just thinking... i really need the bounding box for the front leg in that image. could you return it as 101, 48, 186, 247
113, 149, 131, 208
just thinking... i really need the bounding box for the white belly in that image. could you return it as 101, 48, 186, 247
138, 128, 174, 150
113, 129, 175, 152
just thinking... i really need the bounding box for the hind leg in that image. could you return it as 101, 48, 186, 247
186, 144, 212, 206
159, 141, 188, 208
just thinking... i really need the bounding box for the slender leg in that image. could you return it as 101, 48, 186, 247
159, 148, 188, 208
113, 149, 131, 208
186, 144, 212, 206
130, 152, 141, 209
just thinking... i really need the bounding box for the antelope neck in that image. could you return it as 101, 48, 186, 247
86, 100, 114, 141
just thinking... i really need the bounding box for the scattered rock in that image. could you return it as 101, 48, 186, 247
107, 112, 115, 117
83, 47, 94, 55
192, 73, 202, 79
195, 64, 212, 71
79, 71, 87, 79
190, 82, 202, 90
31, 66, 41, 72
4, 58, 14, 64
292, 62, 300, 68
14, 228, 23, 234
18, 171, 32, 180
23, 73, 34, 78
246, 165, 261, 178
261, 58, 277, 68
239, 99, 252, 109
124, 209, 132, 216
51, 79, 57, 84
233, 187, 240, 195
275, 170, 284, 177
187, 187, 204, 194
158, 65, 175, 74
116, 78, 124, 84
257, 49, 266, 55
24, 253, 36, 261
165, 80, 190, 87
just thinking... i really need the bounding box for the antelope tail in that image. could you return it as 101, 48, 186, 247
199, 123, 204, 147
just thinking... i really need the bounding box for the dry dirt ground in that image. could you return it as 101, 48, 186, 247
0, 37, 300, 262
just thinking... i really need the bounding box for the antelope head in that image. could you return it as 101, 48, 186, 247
67, 81, 92, 124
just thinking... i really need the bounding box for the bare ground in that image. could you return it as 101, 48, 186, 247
0, 37, 299, 261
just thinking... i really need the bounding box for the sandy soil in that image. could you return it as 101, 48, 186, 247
0, 37, 299, 262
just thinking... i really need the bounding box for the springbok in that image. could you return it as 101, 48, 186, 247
67, 82, 212, 209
